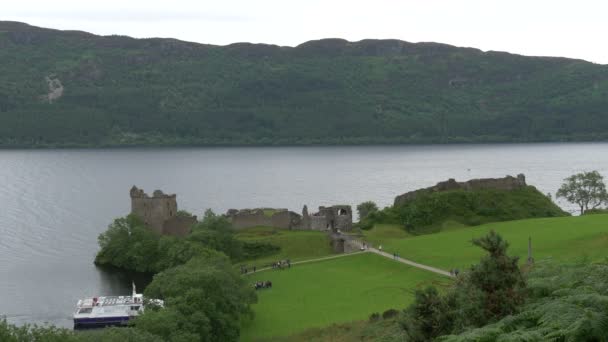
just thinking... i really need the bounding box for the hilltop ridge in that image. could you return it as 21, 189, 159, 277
1, 21, 607, 147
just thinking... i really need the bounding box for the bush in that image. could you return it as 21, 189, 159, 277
138, 255, 257, 342
382, 309, 399, 320
369, 313, 381, 322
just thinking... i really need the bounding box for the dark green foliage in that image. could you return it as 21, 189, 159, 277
189, 210, 244, 260
77, 327, 164, 342
241, 241, 281, 260
0, 319, 78, 342
401, 231, 526, 339
584, 208, 608, 215
382, 309, 399, 320
137, 255, 257, 342
401, 287, 452, 341
357, 201, 379, 221
369, 313, 381, 322
557, 170, 608, 215
440, 262, 608, 341
371, 186, 567, 234
0, 319, 162, 342
2, 22, 608, 147
467, 231, 526, 321
95, 215, 164, 272
95, 210, 247, 273
94, 210, 258, 341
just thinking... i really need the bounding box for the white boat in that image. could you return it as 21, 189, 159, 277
73, 283, 163, 329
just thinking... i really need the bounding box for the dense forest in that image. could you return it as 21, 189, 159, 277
1, 21, 608, 147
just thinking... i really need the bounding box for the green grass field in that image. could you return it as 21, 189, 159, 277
236, 226, 334, 267
364, 214, 608, 271
239, 253, 448, 341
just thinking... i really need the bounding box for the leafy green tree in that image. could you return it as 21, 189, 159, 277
189, 210, 243, 260
400, 231, 526, 338
356, 201, 378, 221
137, 255, 257, 342
401, 287, 452, 341
557, 170, 608, 215
95, 215, 161, 272
455, 230, 526, 326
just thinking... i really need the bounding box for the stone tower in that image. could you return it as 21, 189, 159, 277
302, 205, 310, 229
130, 186, 181, 234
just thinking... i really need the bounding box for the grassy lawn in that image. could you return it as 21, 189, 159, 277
239, 253, 449, 341
236, 226, 334, 267
365, 214, 608, 271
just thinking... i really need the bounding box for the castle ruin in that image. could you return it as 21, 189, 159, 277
130, 186, 197, 237
225, 204, 353, 232
394, 174, 527, 206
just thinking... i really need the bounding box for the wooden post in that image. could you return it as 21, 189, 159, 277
527, 236, 534, 265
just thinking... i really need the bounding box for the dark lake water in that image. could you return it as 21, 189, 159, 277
1, 143, 607, 328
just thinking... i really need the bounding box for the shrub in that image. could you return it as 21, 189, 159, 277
382, 309, 399, 320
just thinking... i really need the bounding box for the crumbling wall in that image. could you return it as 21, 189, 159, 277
310, 215, 329, 230
162, 216, 196, 237
226, 208, 303, 230
310, 205, 353, 232
394, 174, 527, 206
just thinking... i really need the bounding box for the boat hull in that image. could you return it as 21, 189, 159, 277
73, 316, 132, 329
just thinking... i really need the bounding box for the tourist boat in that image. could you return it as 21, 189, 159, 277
73, 283, 163, 329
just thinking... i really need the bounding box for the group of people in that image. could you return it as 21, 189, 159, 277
271, 259, 291, 269
240, 265, 257, 274
254, 280, 272, 290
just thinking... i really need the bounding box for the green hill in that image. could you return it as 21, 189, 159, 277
1, 21, 608, 147
365, 185, 567, 234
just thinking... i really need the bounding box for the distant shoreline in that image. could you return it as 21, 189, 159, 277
1, 137, 607, 150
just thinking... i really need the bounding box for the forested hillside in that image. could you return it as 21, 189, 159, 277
1, 21, 608, 147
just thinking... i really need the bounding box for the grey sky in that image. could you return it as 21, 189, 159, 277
3, 0, 607, 64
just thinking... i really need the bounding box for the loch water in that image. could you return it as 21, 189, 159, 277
1, 143, 607, 328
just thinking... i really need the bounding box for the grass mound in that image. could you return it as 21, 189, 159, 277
365, 186, 567, 234
240, 253, 448, 340
235, 226, 334, 267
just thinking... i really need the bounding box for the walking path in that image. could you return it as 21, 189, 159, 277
244, 248, 453, 278
243, 251, 367, 275
367, 248, 454, 278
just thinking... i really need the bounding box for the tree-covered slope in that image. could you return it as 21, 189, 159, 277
1, 21, 608, 147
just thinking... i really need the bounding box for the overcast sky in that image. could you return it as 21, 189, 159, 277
3, 0, 607, 64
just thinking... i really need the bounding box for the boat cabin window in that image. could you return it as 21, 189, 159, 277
130, 306, 141, 310
78, 308, 93, 314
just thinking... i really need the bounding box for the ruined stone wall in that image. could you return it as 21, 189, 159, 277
226, 208, 303, 230
162, 216, 197, 237
394, 174, 527, 206
310, 215, 329, 230
130, 186, 178, 234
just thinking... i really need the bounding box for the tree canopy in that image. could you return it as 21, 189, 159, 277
557, 171, 608, 215
400, 230, 526, 340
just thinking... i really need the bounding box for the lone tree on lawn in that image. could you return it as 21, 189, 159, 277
557, 171, 608, 215
356, 201, 378, 221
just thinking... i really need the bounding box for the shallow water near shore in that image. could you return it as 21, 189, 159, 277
1, 143, 607, 328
